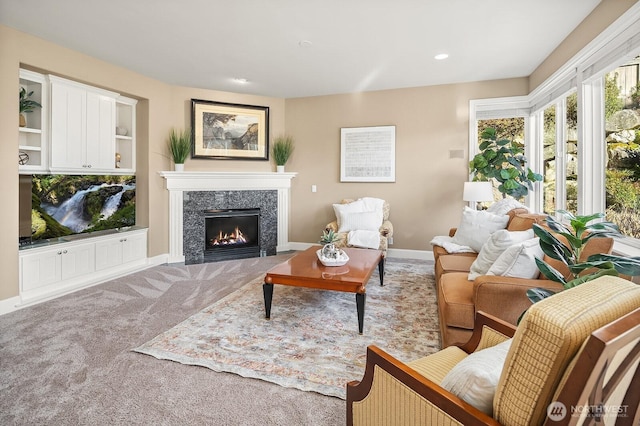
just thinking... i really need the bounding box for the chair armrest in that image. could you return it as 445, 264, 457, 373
325, 221, 338, 232
347, 345, 501, 426
472, 276, 565, 325
380, 220, 393, 237
448, 227, 457, 237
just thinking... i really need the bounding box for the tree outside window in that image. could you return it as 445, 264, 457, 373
605, 60, 640, 239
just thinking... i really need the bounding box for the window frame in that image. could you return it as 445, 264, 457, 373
469, 3, 640, 253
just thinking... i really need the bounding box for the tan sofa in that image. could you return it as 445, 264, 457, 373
434, 209, 615, 347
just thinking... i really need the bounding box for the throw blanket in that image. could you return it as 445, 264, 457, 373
430, 235, 475, 254
348, 230, 380, 249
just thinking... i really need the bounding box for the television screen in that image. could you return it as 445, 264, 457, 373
28, 174, 135, 241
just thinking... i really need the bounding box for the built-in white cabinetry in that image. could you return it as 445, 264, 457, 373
95, 231, 146, 271
19, 69, 48, 173
115, 96, 137, 173
49, 76, 118, 173
19, 228, 148, 303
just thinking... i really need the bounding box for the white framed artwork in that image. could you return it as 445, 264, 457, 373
340, 125, 396, 182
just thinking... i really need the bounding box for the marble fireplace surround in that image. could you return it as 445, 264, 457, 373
160, 171, 297, 263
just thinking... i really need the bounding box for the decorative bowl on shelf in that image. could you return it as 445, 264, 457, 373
316, 248, 349, 267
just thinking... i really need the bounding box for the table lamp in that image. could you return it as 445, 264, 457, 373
463, 181, 494, 210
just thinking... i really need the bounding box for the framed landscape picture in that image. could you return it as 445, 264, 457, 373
191, 99, 269, 160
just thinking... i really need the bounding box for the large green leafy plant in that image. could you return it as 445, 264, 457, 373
469, 127, 542, 200
527, 210, 640, 304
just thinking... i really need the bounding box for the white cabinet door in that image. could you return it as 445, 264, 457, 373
49, 76, 118, 173
86, 92, 116, 171
20, 249, 62, 292
122, 232, 147, 263
95, 237, 124, 271
60, 242, 95, 280
50, 81, 86, 170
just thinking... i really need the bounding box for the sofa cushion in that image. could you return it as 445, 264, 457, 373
438, 273, 475, 329
468, 229, 534, 280
487, 238, 543, 279
452, 207, 509, 252
436, 255, 476, 283
486, 198, 529, 216
506, 213, 547, 232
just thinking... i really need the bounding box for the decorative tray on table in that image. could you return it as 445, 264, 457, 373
316, 248, 350, 267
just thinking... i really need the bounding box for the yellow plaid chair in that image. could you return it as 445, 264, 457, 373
347, 275, 640, 426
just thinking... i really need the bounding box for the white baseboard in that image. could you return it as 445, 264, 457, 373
286, 242, 433, 261
0, 296, 22, 316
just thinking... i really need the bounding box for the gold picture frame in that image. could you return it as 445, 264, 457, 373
191, 99, 269, 160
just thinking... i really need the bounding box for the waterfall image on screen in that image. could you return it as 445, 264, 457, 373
31, 175, 135, 240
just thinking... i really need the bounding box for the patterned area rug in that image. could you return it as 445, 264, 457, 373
134, 259, 439, 399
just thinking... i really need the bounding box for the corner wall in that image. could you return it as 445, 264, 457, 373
284, 80, 528, 251
0, 25, 284, 302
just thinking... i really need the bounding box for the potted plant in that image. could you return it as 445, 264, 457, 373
19, 87, 42, 127
271, 134, 294, 172
167, 128, 191, 171
523, 210, 640, 311
469, 127, 543, 200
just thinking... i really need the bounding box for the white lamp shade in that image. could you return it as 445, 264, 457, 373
463, 181, 494, 202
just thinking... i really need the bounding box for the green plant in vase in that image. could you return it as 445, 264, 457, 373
272, 134, 294, 172
19, 87, 42, 127
168, 128, 191, 171
469, 127, 542, 200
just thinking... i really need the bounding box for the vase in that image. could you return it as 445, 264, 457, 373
174, 163, 185, 172
276, 165, 285, 173
19, 113, 26, 127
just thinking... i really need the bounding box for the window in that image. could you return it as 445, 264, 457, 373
604, 60, 640, 239
470, 3, 640, 250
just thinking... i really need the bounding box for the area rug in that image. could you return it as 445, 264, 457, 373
133, 260, 439, 399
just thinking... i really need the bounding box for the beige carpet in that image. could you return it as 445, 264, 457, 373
0, 254, 435, 425
134, 260, 440, 399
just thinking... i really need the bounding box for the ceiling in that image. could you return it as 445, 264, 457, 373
0, 0, 602, 98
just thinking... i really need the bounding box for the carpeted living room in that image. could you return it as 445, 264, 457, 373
2, 1, 640, 425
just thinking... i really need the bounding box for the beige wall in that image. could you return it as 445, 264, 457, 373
530, 0, 638, 92
285, 80, 528, 250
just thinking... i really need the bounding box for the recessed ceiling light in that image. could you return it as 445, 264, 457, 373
233, 78, 249, 84
434, 53, 449, 60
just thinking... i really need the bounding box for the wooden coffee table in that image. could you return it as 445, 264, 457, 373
263, 246, 384, 334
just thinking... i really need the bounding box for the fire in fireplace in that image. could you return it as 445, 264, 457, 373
204, 209, 261, 261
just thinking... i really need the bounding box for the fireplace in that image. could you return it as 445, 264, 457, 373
181, 189, 278, 265
204, 209, 261, 261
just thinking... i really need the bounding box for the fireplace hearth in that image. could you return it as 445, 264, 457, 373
182, 189, 278, 265
204, 209, 260, 262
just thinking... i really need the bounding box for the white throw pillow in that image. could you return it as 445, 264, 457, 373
486, 238, 544, 279
441, 339, 512, 415
451, 207, 509, 253
338, 211, 382, 232
468, 229, 534, 280
334, 198, 385, 232
486, 198, 529, 216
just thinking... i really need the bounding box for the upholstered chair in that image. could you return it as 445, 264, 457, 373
325, 198, 393, 256
347, 275, 640, 426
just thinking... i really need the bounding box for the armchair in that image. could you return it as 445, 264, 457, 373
347, 275, 640, 426
325, 198, 393, 256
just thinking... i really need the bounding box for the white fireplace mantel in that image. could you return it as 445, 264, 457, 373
160, 171, 297, 263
